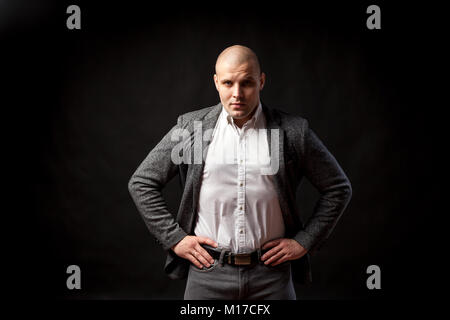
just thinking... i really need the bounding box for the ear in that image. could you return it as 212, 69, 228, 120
259, 72, 266, 91
213, 74, 219, 91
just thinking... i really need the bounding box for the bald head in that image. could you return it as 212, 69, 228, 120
213, 45, 265, 128
215, 45, 261, 75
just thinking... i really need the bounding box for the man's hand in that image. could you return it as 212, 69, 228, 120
171, 235, 218, 269
261, 238, 308, 266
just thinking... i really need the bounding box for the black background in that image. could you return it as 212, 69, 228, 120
2, 0, 442, 305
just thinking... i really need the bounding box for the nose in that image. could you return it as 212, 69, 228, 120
232, 84, 243, 99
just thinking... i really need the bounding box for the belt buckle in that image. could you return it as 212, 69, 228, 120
234, 254, 251, 265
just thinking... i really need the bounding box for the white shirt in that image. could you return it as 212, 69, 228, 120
194, 103, 285, 253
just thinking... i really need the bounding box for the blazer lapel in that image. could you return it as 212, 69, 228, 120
188, 103, 222, 223
262, 104, 295, 229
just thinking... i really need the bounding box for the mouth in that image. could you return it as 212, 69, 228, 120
230, 103, 246, 108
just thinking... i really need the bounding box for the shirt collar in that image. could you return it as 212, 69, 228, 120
222, 102, 263, 127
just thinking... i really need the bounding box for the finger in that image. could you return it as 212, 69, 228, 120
261, 245, 282, 261
270, 256, 287, 267
188, 254, 204, 269
264, 250, 285, 265
192, 250, 210, 268
195, 244, 214, 264
196, 236, 218, 248
262, 239, 281, 250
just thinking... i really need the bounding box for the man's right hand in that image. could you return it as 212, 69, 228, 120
171, 235, 218, 269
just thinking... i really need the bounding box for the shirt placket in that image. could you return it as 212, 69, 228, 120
236, 128, 247, 253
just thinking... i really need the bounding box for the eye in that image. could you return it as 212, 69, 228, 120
224, 81, 232, 86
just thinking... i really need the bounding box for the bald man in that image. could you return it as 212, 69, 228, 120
129, 45, 352, 300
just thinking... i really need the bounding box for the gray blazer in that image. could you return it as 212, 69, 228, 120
128, 103, 352, 284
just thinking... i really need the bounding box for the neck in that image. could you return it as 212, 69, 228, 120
233, 102, 259, 128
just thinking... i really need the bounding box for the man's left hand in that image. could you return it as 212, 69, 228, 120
261, 238, 308, 266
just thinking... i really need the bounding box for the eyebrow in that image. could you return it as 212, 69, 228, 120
220, 76, 256, 83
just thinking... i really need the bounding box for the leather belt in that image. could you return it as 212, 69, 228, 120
204, 247, 267, 266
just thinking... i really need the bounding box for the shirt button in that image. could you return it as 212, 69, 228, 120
240, 159, 243, 163
239, 206, 243, 210
240, 230, 244, 234
239, 183, 243, 187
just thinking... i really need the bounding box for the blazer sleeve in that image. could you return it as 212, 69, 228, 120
128, 116, 188, 251
293, 120, 352, 253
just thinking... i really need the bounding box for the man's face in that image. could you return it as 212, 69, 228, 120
214, 61, 265, 125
